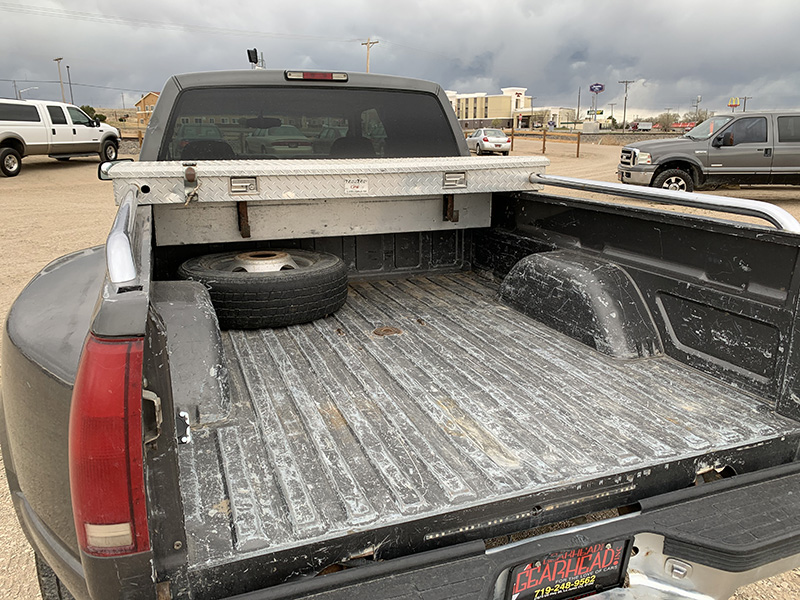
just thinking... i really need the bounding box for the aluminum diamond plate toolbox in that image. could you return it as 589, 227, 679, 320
109, 156, 549, 205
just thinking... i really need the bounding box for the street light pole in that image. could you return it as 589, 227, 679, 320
66, 65, 74, 104
742, 96, 753, 112
53, 57, 66, 103
619, 79, 634, 131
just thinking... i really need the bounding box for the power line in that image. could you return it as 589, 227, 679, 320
0, 2, 361, 44
0, 78, 150, 93
0, 3, 461, 63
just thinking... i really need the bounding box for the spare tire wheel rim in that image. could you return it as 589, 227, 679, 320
231, 250, 303, 273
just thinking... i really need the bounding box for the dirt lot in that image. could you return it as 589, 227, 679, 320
0, 144, 798, 598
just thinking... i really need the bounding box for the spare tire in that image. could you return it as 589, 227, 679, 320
178, 249, 348, 329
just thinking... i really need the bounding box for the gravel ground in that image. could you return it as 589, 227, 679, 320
0, 146, 797, 599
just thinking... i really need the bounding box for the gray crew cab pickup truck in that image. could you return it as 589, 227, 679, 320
618, 112, 800, 192
3, 69, 800, 600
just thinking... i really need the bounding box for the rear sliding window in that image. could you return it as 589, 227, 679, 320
160, 87, 460, 160
0, 104, 41, 122
777, 116, 800, 143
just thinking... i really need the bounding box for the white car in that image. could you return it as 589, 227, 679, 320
466, 128, 511, 155
0, 98, 120, 177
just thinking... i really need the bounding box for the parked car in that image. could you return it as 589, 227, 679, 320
466, 128, 511, 155
312, 125, 348, 154
170, 123, 225, 159
245, 124, 313, 157
618, 112, 800, 192
4, 68, 800, 600
0, 98, 119, 176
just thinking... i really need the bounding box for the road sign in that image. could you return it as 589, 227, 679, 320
587, 109, 604, 115
589, 83, 605, 93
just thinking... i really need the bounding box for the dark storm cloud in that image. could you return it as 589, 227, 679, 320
1, 0, 799, 118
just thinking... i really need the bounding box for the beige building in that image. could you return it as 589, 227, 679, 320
446, 87, 532, 129
135, 92, 160, 126
536, 106, 578, 128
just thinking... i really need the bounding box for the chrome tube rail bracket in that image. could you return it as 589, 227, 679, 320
529, 173, 800, 234
106, 185, 139, 286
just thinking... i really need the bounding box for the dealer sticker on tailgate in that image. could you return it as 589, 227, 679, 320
508, 539, 629, 600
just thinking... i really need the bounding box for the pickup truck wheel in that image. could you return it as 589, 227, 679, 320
35, 554, 75, 600
1, 147, 21, 177
178, 249, 349, 329
101, 140, 118, 161
653, 168, 694, 192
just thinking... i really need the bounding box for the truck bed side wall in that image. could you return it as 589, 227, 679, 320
477, 192, 800, 421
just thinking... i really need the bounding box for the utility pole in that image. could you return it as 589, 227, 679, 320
121, 92, 125, 109
361, 38, 379, 73
529, 96, 537, 128
619, 80, 634, 132
54, 57, 66, 103
691, 95, 702, 122
576, 87, 581, 128
741, 96, 753, 112
609, 102, 616, 118
13, 79, 18, 99
66, 65, 74, 104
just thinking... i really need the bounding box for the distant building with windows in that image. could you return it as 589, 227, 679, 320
135, 92, 160, 126
446, 87, 532, 129
537, 106, 577, 128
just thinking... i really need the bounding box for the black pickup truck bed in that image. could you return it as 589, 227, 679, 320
160, 271, 800, 576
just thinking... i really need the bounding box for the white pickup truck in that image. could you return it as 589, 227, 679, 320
0, 98, 120, 176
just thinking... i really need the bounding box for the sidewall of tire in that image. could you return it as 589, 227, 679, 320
178, 250, 348, 329
101, 140, 118, 161
1, 147, 21, 177
653, 168, 694, 192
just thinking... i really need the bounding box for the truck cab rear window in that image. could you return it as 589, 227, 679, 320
47, 106, 68, 125
0, 104, 41, 122
160, 87, 459, 160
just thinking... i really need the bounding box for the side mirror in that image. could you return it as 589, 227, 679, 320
722, 131, 734, 146
713, 131, 734, 147
98, 158, 134, 181
94, 118, 101, 127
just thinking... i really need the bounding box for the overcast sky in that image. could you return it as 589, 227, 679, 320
2, 0, 800, 120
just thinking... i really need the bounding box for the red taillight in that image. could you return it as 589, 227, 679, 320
483, 137, 489, 142
69, 335, 149, 556
506, 138, 511, 143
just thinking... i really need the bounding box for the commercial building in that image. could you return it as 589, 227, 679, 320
536, 106, 577, 128
446, 87, 532, 129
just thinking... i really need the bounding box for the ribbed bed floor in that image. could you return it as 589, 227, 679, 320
177, 272, 800, 567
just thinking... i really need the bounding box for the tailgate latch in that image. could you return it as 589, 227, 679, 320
182, 165, 199, 205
